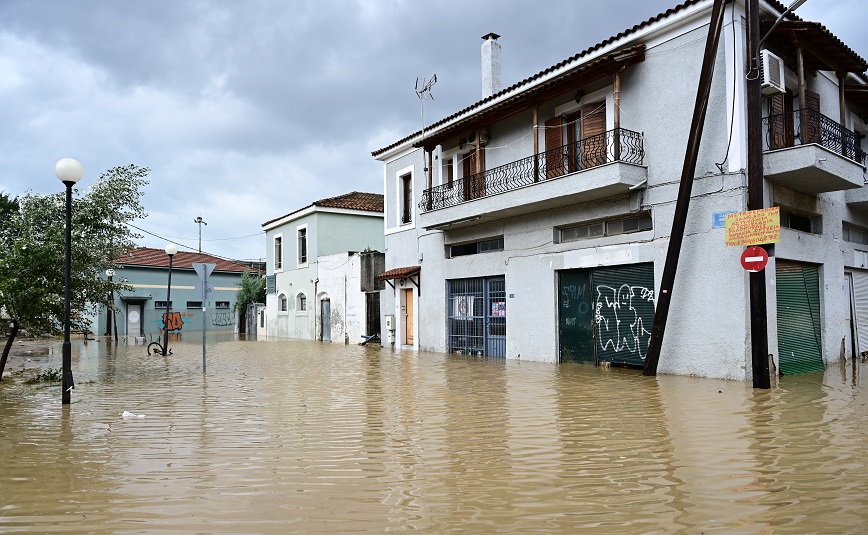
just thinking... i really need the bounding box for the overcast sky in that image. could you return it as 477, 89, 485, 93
1, 0, 864, 262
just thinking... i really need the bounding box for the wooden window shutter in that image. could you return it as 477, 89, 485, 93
545, 116, 564, 178
801, 89, 821, 145
580, 103, 607, 168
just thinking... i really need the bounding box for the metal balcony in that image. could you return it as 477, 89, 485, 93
763, 108, 866, 194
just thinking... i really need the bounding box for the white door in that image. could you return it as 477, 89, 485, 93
127, 304, 141, 337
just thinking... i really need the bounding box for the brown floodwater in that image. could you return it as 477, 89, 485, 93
1, 335, 866, 534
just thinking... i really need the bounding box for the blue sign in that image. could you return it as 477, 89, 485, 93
712, 211, 736, 229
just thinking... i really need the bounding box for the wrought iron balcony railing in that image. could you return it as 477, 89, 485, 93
763, 108, 867, 165
420, 128, 644, 212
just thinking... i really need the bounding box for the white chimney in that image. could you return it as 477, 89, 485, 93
481, 33, 501, 98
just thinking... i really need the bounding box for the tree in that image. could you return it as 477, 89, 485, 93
0, 165, 149, 377
234, 269, 266, 334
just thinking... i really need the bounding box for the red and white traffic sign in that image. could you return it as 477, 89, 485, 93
740, 245, 768, 272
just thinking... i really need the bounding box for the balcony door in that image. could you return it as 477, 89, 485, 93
462, 149, 486, 201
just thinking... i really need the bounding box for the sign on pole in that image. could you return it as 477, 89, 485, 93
192, 263, 216, 373
725, 207, 780, 247
740, 245, 769, 272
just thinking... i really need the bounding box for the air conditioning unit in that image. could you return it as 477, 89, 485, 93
759, 49, 786, 96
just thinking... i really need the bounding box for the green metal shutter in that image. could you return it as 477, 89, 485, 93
775, 261, 824, 375
591, 263, 655, 366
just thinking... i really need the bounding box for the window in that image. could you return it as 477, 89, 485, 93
442, 158, 454, 188
297, 227, 308, 265
780, 209, 820, 234
215, 301, 230, 309
449, 236, 504, 258
401, 173, 413, 224
274, 235, 283, 270
279, 294, 288, 312
298, 293, 307, 311
558, 213, 652, 243
186, 301, 203, 309
843, 224, 868, 245
154, 301, 172, 309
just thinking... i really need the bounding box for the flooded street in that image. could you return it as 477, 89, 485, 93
1, 337, 867, 534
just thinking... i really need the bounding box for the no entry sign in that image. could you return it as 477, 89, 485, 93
740, 245, 768, 272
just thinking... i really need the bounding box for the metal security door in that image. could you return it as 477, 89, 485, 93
485, 278, 506, 357
447, 276, 506, 357
850, 270, 868, 358
591, 263, 655, 366
321, 299, 331, 342
558, 270, 595, 363
776, 261, 824, 375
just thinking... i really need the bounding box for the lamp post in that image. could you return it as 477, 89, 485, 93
162, 244, 178, 356
55, 158, 83, 405
105, 269, 115, 341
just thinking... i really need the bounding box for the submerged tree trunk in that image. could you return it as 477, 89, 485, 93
0, 320, 19, 378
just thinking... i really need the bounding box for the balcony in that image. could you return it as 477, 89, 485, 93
763, 108, 866, 195
419, 128, 646, 229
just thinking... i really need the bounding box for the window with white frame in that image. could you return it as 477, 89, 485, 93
278, 294, 288, 312
297, 293, 307, 311
297, 226, 308, 265
274, 235, 283, 270
401, 173, 413, 224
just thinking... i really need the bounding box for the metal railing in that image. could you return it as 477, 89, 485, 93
763, 108, 867, 165
420, 128, 644, 212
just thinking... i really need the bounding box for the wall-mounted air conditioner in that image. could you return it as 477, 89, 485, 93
759, 49, 786, 96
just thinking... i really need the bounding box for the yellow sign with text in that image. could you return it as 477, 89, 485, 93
725, 207, 781, 247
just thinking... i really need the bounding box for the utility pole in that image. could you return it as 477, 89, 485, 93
643, 0, 728, 376
746, 0, 771, 389
194, 216, 207, 253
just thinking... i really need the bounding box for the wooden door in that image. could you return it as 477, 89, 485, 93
403, 289, 414, 345
580, 103, 607, 168
544, 116, 564, 178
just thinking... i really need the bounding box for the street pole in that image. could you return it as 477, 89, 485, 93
746, 0, 772, 389
55, 158, 83, 405
162, 244, 178, 355
643, 0, 727, 375
194, 216, 207, 254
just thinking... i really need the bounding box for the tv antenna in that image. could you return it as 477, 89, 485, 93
194, 215, 207, 253
415, 74, 437, 140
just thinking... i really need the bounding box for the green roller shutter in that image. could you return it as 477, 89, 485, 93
591, 263, 655, 366
775, 261, 824, 375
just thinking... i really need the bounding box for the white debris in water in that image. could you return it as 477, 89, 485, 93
121, 411, 145, 419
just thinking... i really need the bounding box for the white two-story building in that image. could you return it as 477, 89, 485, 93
373, 0, 868, 380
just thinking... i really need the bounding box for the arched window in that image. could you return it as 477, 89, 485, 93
297, 293, 307, 311
278, 294, 288, 312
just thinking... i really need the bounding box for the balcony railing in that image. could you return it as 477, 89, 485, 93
420, 128, 644, 212
763, 108, 867, 165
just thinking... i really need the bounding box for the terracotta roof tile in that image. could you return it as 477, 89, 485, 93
262, 191, 384, 227
116, 247, 259, 274
377, 266, 421, 280
372, 0, 862, 158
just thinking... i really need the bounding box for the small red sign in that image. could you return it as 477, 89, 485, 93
740, 246, 769, 272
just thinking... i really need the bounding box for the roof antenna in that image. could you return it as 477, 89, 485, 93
415, 74, 437, 142
194, 215, 207, 253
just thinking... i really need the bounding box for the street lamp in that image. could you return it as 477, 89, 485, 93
106, 269, 116, 342
55, 157, 83, 405
162, 243, 178, 356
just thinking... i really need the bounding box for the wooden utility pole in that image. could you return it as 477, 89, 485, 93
746, 0, 771, 388
643, 0, 728, 376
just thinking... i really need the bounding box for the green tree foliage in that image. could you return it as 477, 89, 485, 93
234, 269, 266, 334
0, 165, 149, 376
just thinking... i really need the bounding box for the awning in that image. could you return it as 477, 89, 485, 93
377, 266, 421, 280
120, 295, 152, 302
760, 20, 867, 74
377, 266, 421, 295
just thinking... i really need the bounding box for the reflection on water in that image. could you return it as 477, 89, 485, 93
1, 337, 866, 534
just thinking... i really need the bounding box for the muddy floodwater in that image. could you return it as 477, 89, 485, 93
1, 336, 866, 534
